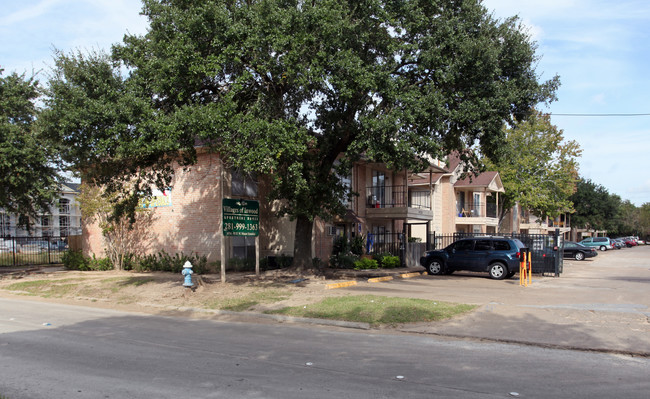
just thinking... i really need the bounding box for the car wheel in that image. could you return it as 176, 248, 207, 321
426, 259, 444, 275
489, 262, 507, 280
599, 245, 607, 251
574, 252, 585, 261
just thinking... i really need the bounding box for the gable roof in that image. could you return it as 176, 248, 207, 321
454, 171, 504, 192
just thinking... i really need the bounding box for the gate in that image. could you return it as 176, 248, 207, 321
425, 230, 563, 276
0, 236, 71, 267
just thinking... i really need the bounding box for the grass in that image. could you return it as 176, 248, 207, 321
266, 295, 477, 326
207, 289, 292, 312
4, 279, 80, 298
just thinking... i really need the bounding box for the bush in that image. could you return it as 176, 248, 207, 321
379, 255, 400, 269
353, 257, 379, 270
350, 235, 365, 256
62, 250, 86, 270
62, 251, 114, 271
332, 235, 349, 256
329, 254, 358, 269
227, 257, 255, 272
131, 251, 208, 274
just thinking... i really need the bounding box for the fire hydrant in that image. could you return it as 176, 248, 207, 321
181, 261, 194, 288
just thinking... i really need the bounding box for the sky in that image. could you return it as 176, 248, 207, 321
1, 0, 649, 206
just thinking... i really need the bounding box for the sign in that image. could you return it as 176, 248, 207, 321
139, 188, 172, 208
222, 198, 259, 237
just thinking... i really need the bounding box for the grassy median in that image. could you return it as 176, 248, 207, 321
266, 294, 476, 326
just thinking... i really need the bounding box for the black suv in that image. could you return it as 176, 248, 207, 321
420, 237, 526, 280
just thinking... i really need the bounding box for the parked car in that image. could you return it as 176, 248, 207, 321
20, 240, 50, 253
0, 240, 20, 253
579, 237, 613, 251
49, 241, 68, 251
617, 237, 637, 247
420, 236, 526, 280
562, 241, 598, 260
610, 238, 623, 249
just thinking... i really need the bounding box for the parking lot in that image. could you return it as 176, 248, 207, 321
342, 245, 650, 355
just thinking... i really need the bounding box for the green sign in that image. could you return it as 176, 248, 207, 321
222, 198, 259, 237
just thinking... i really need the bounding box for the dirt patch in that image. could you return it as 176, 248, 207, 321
0, 268, 356, 316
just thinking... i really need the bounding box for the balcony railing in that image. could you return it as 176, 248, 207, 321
456, 203, 498, 218
366, 186, 430, 209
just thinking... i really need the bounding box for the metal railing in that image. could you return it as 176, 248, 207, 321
0, 236, 70, 267
455, 203, 498, 218
366, 186, 431, 209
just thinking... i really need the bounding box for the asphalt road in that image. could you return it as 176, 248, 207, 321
1, 297, 649, 398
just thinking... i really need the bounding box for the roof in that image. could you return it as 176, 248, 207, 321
61, 182, 80, 193
454, 171, 504, 192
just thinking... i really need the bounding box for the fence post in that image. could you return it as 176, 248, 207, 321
554, 228, 561, 276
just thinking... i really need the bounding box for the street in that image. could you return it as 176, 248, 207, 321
1, 246, 650, 398
1, 296, 649, 398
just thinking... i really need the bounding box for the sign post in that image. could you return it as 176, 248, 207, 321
222, 198, 260, 276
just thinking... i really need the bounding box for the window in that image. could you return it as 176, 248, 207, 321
454, 240, 474, 251
372, 170, 386, 207
59, 199, 70, 214
232, 236, 255, 260
41, 216, 52, 237
232, 171, 258, 198
0, 213, 10, 236
493, 241, 511, 251
474, 240, 492, 251
59, 216, 70, 237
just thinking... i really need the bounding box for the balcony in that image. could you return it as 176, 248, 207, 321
455, 203, 498, 226
366, 185, 432, 221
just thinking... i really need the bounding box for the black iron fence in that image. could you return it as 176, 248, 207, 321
0, 236, 70, 267
365, 232, 404, 257
426, 231, 563, 276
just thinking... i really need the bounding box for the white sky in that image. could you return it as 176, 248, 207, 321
2, 0, 649, 206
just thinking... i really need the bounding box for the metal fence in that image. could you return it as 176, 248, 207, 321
365, 232, 404, 258
426, 231, 563, 276
0, 236, 70, 267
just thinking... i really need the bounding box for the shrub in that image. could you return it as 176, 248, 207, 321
379, 255, 400, 269
62, 250, 87, 270
353, 257, 379, 270
329, 254, 358, 269
350, 235, 365, 256
332, 235, 349, 256
131, 251, 208, 274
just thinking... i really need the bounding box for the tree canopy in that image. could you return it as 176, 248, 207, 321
0, 69, 60, 223
42, 0, 559, 267
483, 110, 581, 225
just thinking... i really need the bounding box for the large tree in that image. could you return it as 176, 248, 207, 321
42, 0, 558, 268
0, 69, 60, 225
484, 110, 581, 227
569, 178, 620, 232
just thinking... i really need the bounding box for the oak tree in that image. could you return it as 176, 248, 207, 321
43, 0, 558, 268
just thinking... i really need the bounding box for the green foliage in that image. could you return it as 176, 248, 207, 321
569, 178, 615, 231
484, 110, 581, 222
44, 0, 557, 269
62, 250, 86, 270
129, 251, 208, 274
329, 254, 358, 269
379, 255, 400, 269
332, 235, 349, 256
62, 251, 114, 271
353, 257, 379, 270
227, 257, 255, 272
350, 235, 365, 256
267, 295, 477, 326
0, 69, 60, 222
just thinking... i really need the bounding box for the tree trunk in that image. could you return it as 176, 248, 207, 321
292, 215, 314, 271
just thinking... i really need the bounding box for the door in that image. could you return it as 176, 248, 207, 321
447, 239, 474, 271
